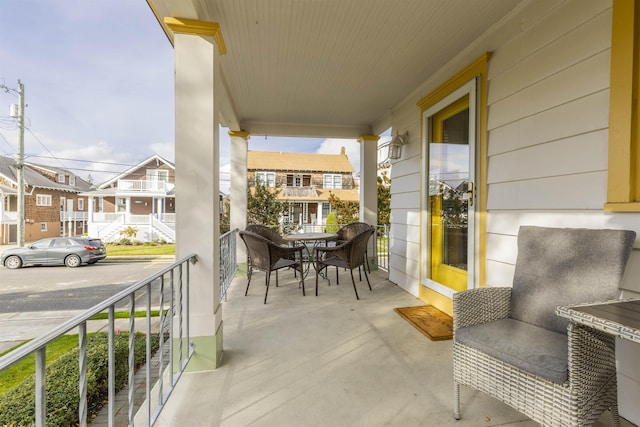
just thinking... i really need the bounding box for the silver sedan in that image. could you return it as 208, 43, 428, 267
1, 237, 107, 269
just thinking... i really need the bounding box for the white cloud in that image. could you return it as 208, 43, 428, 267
316, 138, 360, 172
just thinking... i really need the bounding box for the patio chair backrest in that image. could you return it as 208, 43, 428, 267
246, 224, 287, 246
337, 222, 372, 242
511, 226, 636, 334
347, 228, 375, 269
240, 230, 273, 272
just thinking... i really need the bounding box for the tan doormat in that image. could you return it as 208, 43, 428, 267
394, 305, 453, 341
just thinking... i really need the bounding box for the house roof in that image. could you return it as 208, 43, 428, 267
98, 154, 175, 189
248, 150, 354, 173
26, 162, 93, 192
0, 156, 86, 193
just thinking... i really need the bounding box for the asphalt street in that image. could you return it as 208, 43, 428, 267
0, 258, 173, 354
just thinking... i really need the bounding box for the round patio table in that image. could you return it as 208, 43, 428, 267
282, 233, 338, 280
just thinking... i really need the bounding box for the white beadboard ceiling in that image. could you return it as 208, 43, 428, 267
149, 0, 520, 138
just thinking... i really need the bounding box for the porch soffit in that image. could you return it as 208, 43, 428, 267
148, 0, 521, 138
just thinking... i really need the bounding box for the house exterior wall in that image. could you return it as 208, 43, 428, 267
119, 162, 175, 184
247, 170, 355, 190
386, 0, 640, 422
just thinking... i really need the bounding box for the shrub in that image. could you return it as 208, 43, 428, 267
118, 238, 131, 246
0, 332, 159, 427
325, 212, 339, 233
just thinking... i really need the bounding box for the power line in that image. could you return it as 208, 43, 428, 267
25, 127, 67, 169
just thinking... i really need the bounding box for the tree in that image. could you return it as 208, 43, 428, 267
377, 171, 391, 227
247, 181, 285, 226
328, 192, 359, 225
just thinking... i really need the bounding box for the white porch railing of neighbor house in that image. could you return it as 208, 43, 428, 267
117, 179, 173, 192
220, 228, 238, 301
0, 253, 201, 427
60, 211, 89, 221
1, 211, 17, 222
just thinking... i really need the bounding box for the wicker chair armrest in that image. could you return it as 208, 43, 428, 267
270, 243, 304, 260
453, 287, 512, 331
567, 323, 617, 392
315, 243, 350, 261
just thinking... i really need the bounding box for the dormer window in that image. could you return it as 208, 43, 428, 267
58, 173, 65, 183
69, 175, 75, 186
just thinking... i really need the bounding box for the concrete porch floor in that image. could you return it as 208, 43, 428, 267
154, 268, 632, 427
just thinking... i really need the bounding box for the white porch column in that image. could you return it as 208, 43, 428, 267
358, 135, 379, 226
229, 130, 249, 268
166, 17, 226, 369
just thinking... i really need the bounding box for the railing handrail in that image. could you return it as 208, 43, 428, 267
0, 253, 197, 371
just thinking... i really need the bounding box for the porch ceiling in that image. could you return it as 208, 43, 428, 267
148, 0, 520, 138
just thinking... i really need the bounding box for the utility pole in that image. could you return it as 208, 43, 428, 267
16, 81, 25, 247
3, 80, 25, 246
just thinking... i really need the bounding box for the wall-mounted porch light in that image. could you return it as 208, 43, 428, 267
389, 131, 409, 160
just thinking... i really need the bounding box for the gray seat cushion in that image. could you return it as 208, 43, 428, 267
455, 318, 568, 383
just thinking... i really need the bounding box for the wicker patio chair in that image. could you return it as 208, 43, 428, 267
240, 230, 305, 304
314, 227, 375, 300
335, 222, 373, 275
453, 226, 636, 426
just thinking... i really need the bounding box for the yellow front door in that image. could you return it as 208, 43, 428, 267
428, 94, 472, 293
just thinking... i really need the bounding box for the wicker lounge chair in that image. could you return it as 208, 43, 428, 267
314, 227, 375, 299
453, 226, 636, 426
240, 230, 305, 304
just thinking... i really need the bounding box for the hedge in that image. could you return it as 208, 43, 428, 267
0, 332, 160, 427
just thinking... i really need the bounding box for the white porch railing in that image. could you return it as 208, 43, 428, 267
117, 180, 174, 192
60, 211, 89, 221
0, 254, 199, 427
1, 211, 17, 222
219, 229, 238, 301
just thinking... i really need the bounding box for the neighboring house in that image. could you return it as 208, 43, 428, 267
82, 154, 176, 243
0, 156, 91, 244
247, 148, 359, 226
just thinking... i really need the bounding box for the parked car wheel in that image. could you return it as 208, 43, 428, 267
65, 254, 81, 268
4, 255, 22, 269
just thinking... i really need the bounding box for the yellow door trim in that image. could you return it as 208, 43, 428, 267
417, 53, 491, 316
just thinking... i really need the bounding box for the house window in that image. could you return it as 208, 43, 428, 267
36, 194, 52, 206
323, 174, 342, 189
69, 176, 75, 186
116, 197, 126, 212
41, 223, 47, 232
58, 173, 65, 183
286, 174, 311, 187
255, 171, 275, 187
606, 0, 640, 211
77, 198, 84, 211
148, 169, 169, 182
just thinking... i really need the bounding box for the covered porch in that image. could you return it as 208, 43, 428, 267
152, 269, 626, 426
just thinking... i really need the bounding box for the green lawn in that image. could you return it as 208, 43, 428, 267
106, 244, 175, 256
0, 334, 81, 394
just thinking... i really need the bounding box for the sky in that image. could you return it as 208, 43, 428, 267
0, 1, 388, 193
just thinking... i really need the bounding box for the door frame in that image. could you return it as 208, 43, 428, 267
421, 78, 479, 299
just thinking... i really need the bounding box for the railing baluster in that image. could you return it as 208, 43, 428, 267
178, 264, 183, 369
146, 282, 152, 423
108, 305, 115, 427
35, 347, 46, 427
128, 293, 135, 425
186, 260, 190, 355
169, 268, 175, 387
78, 322, 88, 427
158, 275, 165, 405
